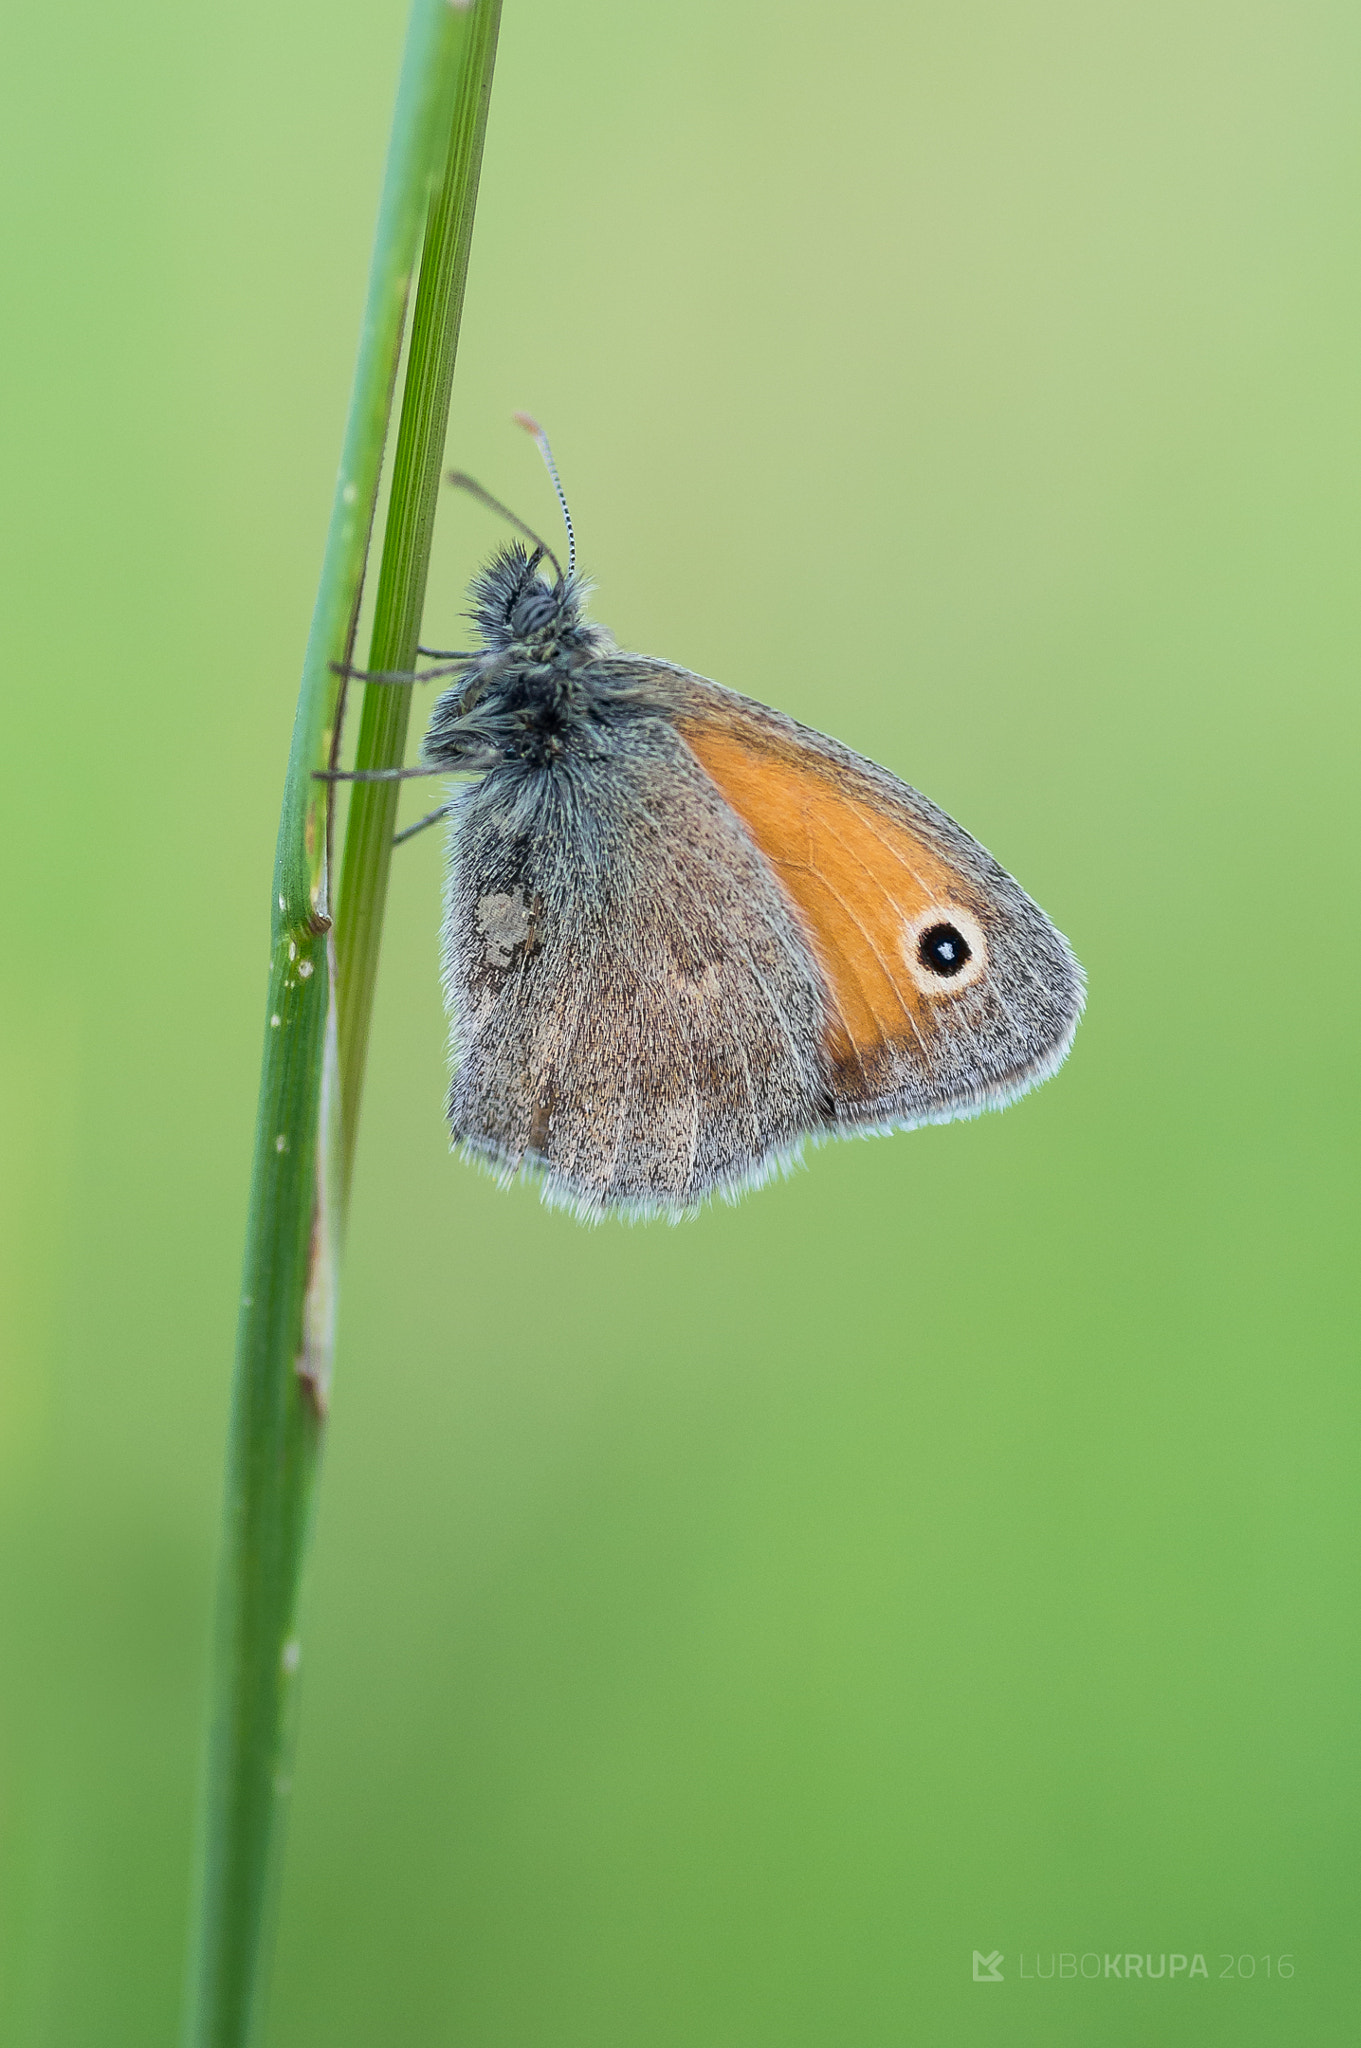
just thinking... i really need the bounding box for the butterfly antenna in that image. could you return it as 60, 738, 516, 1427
513, 412, 576, 579
444, 471, 563, 584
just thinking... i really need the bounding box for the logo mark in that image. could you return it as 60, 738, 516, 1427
973, 1950, 1004, 1982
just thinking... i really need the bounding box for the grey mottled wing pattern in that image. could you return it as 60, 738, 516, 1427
441, 712, 831, 1219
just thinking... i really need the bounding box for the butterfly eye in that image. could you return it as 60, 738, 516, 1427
917, 922, 971, 977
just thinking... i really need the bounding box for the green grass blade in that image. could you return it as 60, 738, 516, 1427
184, 6, 501, 2044
335, 0, 504, 1200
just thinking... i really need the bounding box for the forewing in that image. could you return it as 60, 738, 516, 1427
645, 665, 1084, 1129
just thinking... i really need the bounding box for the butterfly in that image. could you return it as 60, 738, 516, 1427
331, 420, 1083, 1221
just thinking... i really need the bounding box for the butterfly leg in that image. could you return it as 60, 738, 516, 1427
312, 764, 443, 782
328, 657, 475, 686
393, 802, 455, 847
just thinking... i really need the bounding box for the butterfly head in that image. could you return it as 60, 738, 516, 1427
421, 544, 615, 772
469, 542, 598, 661
423, 425, 629, 770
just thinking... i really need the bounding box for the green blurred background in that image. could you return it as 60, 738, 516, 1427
2, 0, 1357, 2041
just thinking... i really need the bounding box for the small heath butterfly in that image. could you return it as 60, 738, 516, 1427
333, 420, 1083, 1220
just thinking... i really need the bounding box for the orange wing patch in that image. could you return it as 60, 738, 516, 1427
680, 723, 983, 1073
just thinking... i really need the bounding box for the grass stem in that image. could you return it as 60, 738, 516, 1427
336, 0, 503, 1205
184, 9, 503, 2043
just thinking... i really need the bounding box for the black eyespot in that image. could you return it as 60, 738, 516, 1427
917, 921, 972, 978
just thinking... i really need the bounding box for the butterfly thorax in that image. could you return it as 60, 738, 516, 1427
421, 545, 625, 773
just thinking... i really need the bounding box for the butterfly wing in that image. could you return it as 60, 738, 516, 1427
644, 664, 1085, 1132
441, 660, 1082, 1219
441, 714, 834, 1219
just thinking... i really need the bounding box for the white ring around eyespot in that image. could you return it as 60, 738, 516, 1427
901, 903, 988, 995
